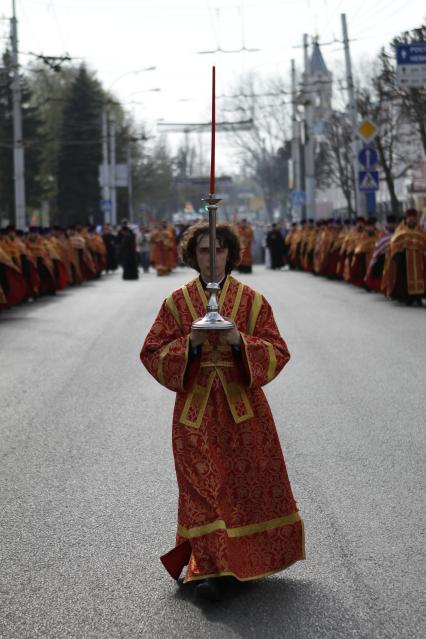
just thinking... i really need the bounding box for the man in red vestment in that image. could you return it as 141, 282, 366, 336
349, 217, 379, 288
364, 215, 397, 293
0, 228, 27, 308
382, 208, 426, 306
140, 222, 304, 601
234, 218, 254, 273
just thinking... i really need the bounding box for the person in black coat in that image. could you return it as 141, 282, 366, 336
118, 225, 139, 280
102, 225, 118, 272
266, 224, 285, 270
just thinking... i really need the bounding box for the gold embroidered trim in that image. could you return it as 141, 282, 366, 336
182, 284, 198, 320
179, 371, 216, 428
177, 511, 301, 539
219, 276, 231, 311
230, 281, 244, 321
200, 361, 233, 368
216, 368, 254, 424
247, 292, 262, 335
240, 333, 253, 388
262, 339, 277, 382
158, 343, 172, 386
195, 277, 208, 308
165, 295, 183, 331
181, 337, 190, 390
184, 558, 305, 584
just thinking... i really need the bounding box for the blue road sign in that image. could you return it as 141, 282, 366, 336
358, 147, 378, 169
291, 190, 305, 206
100, 198, 112, 211
358, 171, 379, 192
396, 43, 426, 65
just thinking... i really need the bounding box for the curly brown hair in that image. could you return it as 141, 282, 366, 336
180, 221, 241, 274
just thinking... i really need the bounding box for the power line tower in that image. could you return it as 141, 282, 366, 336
10, 0, 26, 229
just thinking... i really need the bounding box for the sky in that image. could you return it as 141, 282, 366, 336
1, 0, 425, 174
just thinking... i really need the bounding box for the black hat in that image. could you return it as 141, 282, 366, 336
386, 215, 397, 223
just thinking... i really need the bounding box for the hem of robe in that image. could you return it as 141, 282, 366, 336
183, 557, 305, 584
160, 516, 305, 583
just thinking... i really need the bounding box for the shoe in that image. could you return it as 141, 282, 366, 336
195, 578, 223, 602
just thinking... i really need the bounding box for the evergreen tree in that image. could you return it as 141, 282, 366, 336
57, 65, 104, 226
27, 62, 81, 221
0, 50, 43, 226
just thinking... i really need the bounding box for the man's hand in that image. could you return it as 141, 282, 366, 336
220, 319, 241, 347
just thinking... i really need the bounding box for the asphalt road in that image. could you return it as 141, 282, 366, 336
1, 266, 425, 639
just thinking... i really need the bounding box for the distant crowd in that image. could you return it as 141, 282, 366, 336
267, 210, 426, 307
1, 210, 425, 312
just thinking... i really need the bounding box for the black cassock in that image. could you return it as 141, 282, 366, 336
118, 231, 139, 280
266, 229, 285, 269
102, 232, 118, 271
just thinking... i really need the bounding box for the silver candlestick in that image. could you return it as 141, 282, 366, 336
191, 195, 234, 331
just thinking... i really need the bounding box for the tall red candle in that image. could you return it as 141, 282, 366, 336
210, 66, 216, 195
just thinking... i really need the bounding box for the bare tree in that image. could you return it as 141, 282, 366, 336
325, 111, 355, 218
356, 48, 422, 214
221, 73, 291, 219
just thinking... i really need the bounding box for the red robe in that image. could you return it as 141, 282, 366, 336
0, 245, 27, 307
235, 224, 254, 268
140, 275, 304, 583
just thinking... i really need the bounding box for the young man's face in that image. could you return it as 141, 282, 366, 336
196, 233, 229, 282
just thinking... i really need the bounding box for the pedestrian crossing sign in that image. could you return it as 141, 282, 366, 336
358, 170, 379, 192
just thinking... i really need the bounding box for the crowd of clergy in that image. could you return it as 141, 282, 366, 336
282, 209, 426, 306
2, 209, 425, 312
0, 224, 112, 312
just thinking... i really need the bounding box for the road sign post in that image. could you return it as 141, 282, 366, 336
366, 191, 376, 214
355, 123, 380, 207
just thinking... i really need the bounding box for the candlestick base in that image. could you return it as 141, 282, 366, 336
191, 313, 234, 331
191, 282, 234, 331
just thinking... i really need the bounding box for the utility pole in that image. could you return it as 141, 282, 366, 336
303, 34, 316, 221
127, 141, 134, 223
341, 13, 364, 218
109, 112, 117, 226
291, 59, 302, 221
101, 109, 110, 224
10, 0, 26, 229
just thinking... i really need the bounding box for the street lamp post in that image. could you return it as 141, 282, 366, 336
101, 66, 157, 225
11, 0, 26, 229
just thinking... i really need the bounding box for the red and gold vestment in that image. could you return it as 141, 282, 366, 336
140, 275, 304, 582
234, 223, 254, 267
382, 224, 426, 297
